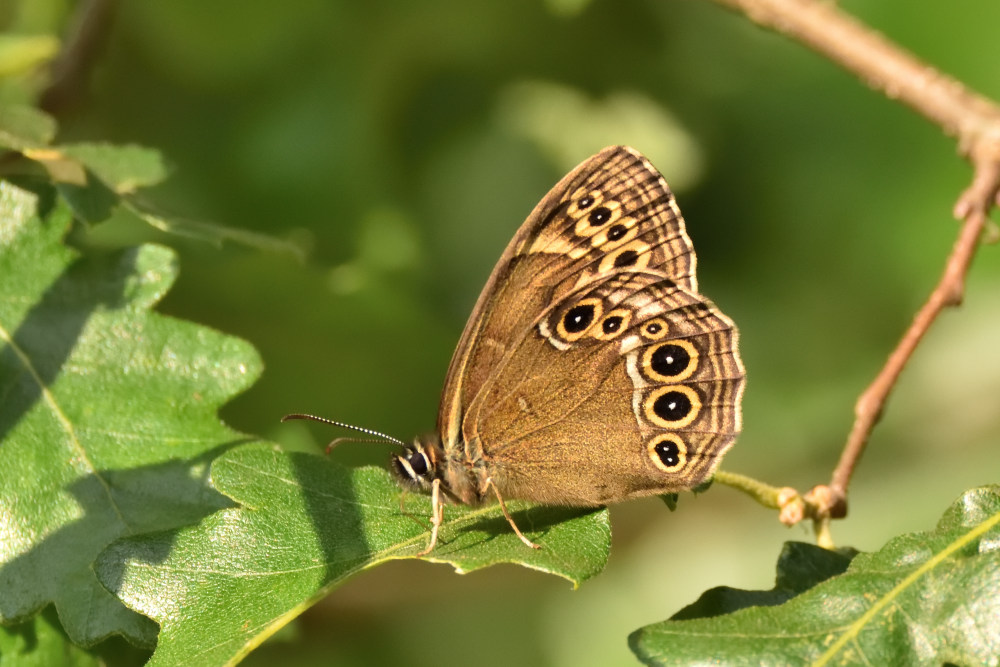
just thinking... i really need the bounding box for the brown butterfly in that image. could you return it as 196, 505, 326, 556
287, 146, 744, 554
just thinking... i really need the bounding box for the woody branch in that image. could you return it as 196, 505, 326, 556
707, 0, 1000, 531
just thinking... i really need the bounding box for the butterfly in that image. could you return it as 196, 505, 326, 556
288, 146, 744, 554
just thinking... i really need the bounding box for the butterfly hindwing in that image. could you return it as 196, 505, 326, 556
466, 270, 743, 504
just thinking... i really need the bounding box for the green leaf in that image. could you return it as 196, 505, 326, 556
123, 202, 308, 260
0, 607, 99, 667
630, 485, 1000, 666
96, 443, 611, 666
54, 173, 119, 223
58, 143, 170, 193
0, 105, 56, 150
0, 180, 263, 647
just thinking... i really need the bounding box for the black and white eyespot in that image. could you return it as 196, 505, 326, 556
567, 190, 604, 219
643, 385, 701, 428
573, 200, 621, 238
589, 216, 639, 250
640, 318, 669, 340
555, 297, 604, 342
592, 308, 632, 341
588, 206, 612, 226
641, 339, 699, 382
607, 224, 628, 241
647, 434, 688, 473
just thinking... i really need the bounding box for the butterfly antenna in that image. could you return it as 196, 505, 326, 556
281, 413, 406, 447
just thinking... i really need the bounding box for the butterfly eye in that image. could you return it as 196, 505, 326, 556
644, 385, 701, 428
590, 217, 639, 251
648, 434, 688, 473
641, 340, 699, 382
408, 451, 429, 476
394, 448, 431, 483
655, 391, 691, 420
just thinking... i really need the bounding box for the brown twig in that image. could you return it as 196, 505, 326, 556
39, 0, 118, 116
707, 0, 1000, 532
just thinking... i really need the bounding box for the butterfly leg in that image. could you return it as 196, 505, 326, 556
416, 478, 444, 556
486, 478, 540, 549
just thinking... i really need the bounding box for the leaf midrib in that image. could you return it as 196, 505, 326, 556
814, 508, 1000, 666
0, 316, 129, 532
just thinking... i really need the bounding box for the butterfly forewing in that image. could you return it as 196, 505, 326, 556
438, 147, 701, 443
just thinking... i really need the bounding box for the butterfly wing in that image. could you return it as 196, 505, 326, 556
468, 271, 743, 504
436, 145, 743, 504
437, 146, 701, 449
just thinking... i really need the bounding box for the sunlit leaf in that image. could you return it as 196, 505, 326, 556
630, 485, 1000, 666
0, 180, 263, 647
58, 143, 170, 193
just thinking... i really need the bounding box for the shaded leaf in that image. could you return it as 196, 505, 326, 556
55, 173, 118, 222
0, 181, 263, 647
630, 485, 1000, 666
96, 443, 611, 666
124, 202, 308, 260
659, 493, 678, 511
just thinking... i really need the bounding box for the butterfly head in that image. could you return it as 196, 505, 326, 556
391, 435, 442, 492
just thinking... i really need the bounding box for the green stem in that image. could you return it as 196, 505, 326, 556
713, 470, 839, 549
712, 470, 785, 509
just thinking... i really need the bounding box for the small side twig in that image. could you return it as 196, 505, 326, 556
704, 0, 1000, 538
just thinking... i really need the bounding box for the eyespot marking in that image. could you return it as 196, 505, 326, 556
555, 297, 604, 342
641, 318, 668, 340
644, 385, 701, 428
614, 250, 639, 267
642, 339, 699, 382
598, 239, 650, 273
593, 308, 632, 340
648, 434, 688, 473
589, 206, 612, 226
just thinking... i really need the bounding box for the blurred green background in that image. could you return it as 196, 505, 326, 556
5, 0, 1000, 664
